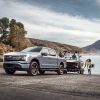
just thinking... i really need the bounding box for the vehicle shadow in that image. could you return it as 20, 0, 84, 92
0, 68, 82, 76
0, 71, 81, 77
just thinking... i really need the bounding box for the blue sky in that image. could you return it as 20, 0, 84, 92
0, 0, 100, 47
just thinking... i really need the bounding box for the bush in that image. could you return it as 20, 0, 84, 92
0, 49, 3, 54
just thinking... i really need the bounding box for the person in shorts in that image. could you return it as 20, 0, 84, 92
85, 59, 93, 75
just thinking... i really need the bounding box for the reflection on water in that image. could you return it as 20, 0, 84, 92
81, 55, 100, 75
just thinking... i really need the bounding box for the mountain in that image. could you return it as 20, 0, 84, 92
83, 40, 100, 54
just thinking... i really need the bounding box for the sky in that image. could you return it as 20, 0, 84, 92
0, 0, 100, 47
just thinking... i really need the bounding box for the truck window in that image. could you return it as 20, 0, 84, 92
49, 49, 56, 56
41, 48, 49, 55
21, 47, 42, 52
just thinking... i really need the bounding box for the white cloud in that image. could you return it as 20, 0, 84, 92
96, 0, 100, 3
0, 0, 100, 47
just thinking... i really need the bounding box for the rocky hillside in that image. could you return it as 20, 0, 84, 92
0, 38, 82, 61
0, 43, 15, 53
0, 43, 15, 61
83, 40, 100, 54
28, 38, 82, 52
0, 38, 82, 53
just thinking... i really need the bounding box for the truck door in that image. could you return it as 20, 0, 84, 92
48, 48, 58, 68
40, 48, 58, 68
40, 48, 51, 68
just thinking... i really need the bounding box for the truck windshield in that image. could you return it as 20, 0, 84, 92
21, 47, 42, 52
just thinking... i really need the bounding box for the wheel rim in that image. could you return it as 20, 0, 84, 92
31, 62, 38, 75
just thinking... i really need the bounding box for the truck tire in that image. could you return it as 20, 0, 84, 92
57, 64, 64, 75
63, 70, 67, 74
39, 70, 45, 75
28, 61, 38, 76
4, 69, 16, 75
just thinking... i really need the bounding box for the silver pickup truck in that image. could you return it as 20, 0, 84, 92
3, 46, 66, 76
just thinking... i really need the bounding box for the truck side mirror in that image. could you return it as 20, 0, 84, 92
41, 52, 47, 56
59, 52, 64, 57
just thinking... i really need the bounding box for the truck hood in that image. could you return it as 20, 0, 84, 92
4, 52, 40, 57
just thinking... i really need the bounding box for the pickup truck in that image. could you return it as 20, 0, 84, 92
3, 46, 66, 76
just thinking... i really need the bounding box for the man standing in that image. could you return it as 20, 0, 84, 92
72, 53, 77, 60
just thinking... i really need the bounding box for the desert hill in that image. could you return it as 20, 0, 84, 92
0, 38, 82, 53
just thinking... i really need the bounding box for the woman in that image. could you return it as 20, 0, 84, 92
85, 59, 92, 75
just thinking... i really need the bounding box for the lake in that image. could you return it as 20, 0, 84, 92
81, 55, 100, 75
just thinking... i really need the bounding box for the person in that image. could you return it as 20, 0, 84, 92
72, 53, 77, 60
85, 58, 93, 75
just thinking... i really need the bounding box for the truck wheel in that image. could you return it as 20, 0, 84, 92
57, 64, 64, 75
63, 70, 67, 74
39, 70, 45, 75
4, 69, 16, 75
28, 61, 38, 76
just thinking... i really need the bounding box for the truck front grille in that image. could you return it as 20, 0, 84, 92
4, 55, 22, 61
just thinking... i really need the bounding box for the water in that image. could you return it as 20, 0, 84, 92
81, 55, 100, 75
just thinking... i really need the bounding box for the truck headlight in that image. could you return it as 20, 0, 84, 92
13, 55, 27, 61
20, 55, 26, 61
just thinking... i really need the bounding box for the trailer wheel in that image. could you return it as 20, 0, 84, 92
80, 68, 84, 74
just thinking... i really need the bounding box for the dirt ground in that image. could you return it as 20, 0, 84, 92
0, 68, 100, 100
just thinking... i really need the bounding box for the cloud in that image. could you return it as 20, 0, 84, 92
0, 0, 100, 47
96, 0, 100, 3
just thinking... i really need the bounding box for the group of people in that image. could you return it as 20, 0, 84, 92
84, 58, 94, 75
71, 53, 94, 75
